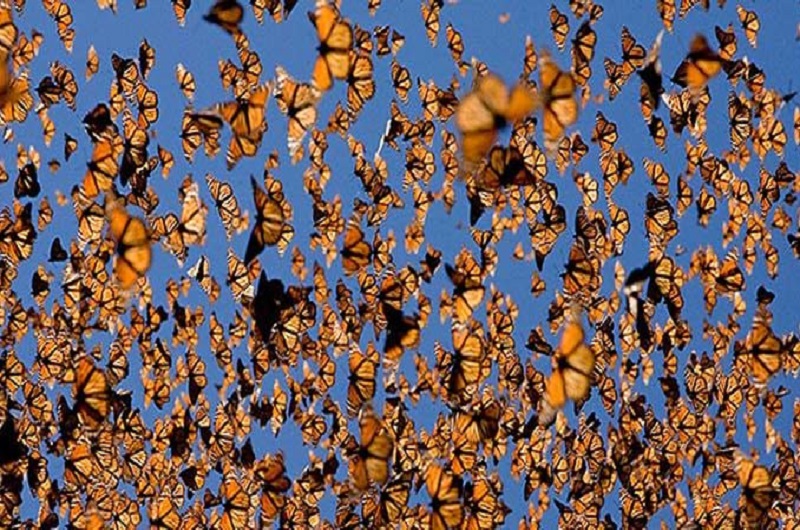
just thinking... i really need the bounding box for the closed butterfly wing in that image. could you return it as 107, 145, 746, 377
341, 219, 372, 276
539, 54, 578, 150
105, 193, 152, 289
311, 4, 353, 91
672, 34, 724, 95
245, 175, 285, 264
204, 0, 244, 35
455, 73, 535, 166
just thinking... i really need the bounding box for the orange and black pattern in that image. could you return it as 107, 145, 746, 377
0, 0, 796, 529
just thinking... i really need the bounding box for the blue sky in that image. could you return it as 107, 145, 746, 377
5, 0, 800, 527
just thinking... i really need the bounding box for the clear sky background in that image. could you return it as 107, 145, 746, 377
5, 0, 800, 527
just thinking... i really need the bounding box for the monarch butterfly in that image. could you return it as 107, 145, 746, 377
136, 38, 155, 80
340, 218, 372, 276
421, 0, 442, 46
80, 43, 99, 82
0, 69, 31, 125
752, 116, 787, 160
405, 145, 436, 190
454, 73, 536, 166
257, 452, 290, 523
426, 463, 464, 530
671, 34, 725, 96
549, 4, 569, 51
171, 0, 192, 27
561, 239, 601, 297
205, 173, 247, 240
0, 204, 33, 270
713, 23, 738, 62
638, 30, 664, 116
62, 436, 95, 493
620, 26, 646, 75
309, 4, 352, 92
214, 82, 271, 167
650, 255, 685, 324
644, 158, 670, 198
217, 53, 259, 97
530, 201, 567, 270
152, 145, 173, 180
741, 59, 766, 97
274, 66, 319, 164
452, 403, 497, 468
206, 313, 231, 374
465, 476, 507, 528
445, 23, 467, 73
118, 121, 145, 176
203, 0, 244, 35
539, 310, 596, 426
105, 193, 152, 289
50, 1, 75, 52
82, 106, 117, 147
389, 59, 412, 103
734, 451, 777, 529
478, 145, 539, 191
13, 30, 41, 73
120, 117, 151, 191
181, 109, 223, 162
176, 176, 208, 253
174, 63, 196, 104
31, 265, 51, 305
444, 323, 486, 403
48, 62, 77, 111
571, 21, 597, 86
604, 58, 627, 101
244, 175, 285, 265
538, 53, 578, 151
111, 53, 140, 100
36, 74, 62, 109
736, 5, 760, 48
73, 194, 104, 252
188, 255, 220, 303
575, 171, 599, 207
73, 356, 112, 430
136, 83, 159, 128
347, 51, 375, 118
743, 315, 783, 385
147, 493, 181, 529
645, 192, 678, 247
38, 108, 55, 148
644, 116, 666, 151
622, 262, 655, 351
383, 306, 420, 362
48, 236, 67, 262
349, 407, 393, 491
663, 88, 703, 135
249, 0, 279, 24
218, 475, 252, 529
445, 250, 485, 325
418, 78, 457, 124
591, 111, 618, 152
517, 34, 536, 83
13, 162, 39, 199
363, 473, 410, 526
715, 249, 745, 294
352, 24, 373, 57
